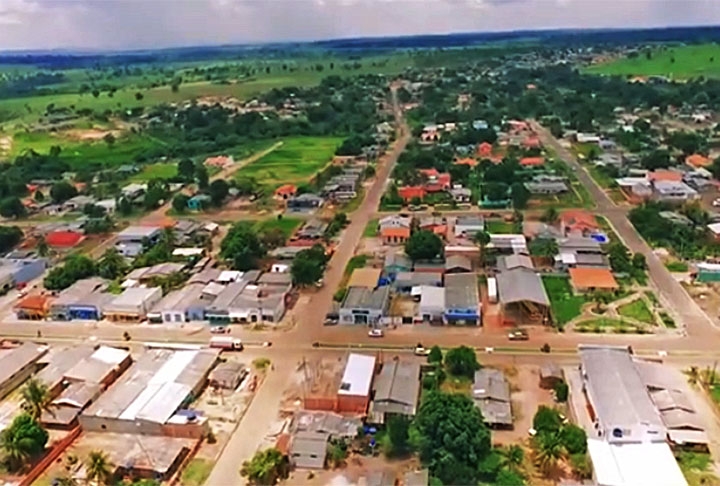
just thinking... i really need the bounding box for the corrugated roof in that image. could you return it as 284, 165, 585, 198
445, 255, 472, 271
338, 354, 376, 397
444, 273, 479, 309
342, 286, 389, 311
496, 269, 549, 306
473, 369, 513, 425
0, 342, 47, 388
372, 360, 420, 416
497, 254, 533, 272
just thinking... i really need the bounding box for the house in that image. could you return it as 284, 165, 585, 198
370, 360, 421, 423
418, 216, 446, 236
289, 431, 328, 469
287, 193, 324, 210
62, 195, 95, 212
398, 186, 426, 202
208, 361, 247, 390
560, 210, 599, 237
707, 223, 720, 241
659, 211, 693, 226
686, 154, 711, 168
150, 283, 211, 324
46, 230, 84, 248
648, 169, 683, 183
392, 272, 443, 294
339, 286, 390, 326
454, 157, 477, 168
205, 273, 289, 324
488, 234, 528, 254
653, 181, 699, 204
539, 363, 563, 389
599, 139, 617, 151
523, 136, 541, 149
449, 186, 472, 203
120, 183, 147, 201
616, 177, 653, 203
576, 133, 601, 144
274, 184, 297, 200
419, 169, 451, 192
520, 157, 545, 167
336, 354, 377, 414
454, 215, 485, 238
598, 152, 623, 167
418, 286, 445, 323
204, 155, 233, 168
49, 278, 109, 321
472, 369, 512, 428
496, 254, 534, 272
694, 263, 720, 283
444, 273, 480, 325
568, 267, 619, 293
524, 181, 568, 194
445, 255, 472, 274
523, 221, 562, 240
291, 219, 327, 243
187, 194, 211, 211
14, 295, 51, 320
115, 225, 162, 257
556, 237, 607, 270
383, 253, 412, 277
103, 287, 163, 322
124, 262, 186, 286
379, 215, 411, 231
381, 227, 410, 245
0, 257, 47, 289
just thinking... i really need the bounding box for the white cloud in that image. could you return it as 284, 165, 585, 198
0, 0, 719, 50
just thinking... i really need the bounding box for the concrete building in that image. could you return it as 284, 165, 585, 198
392, 272, 442, 294
115, 225, 162, 257
337, 353, 376, 414
103, 287, 163, 322
339, 286, 390, 325
0, 343, 48, 400
205, 272, 290, 324
289, 431, 328, 469
454, 215, 485, 238
80, 348, 219, 438
472, 369, 513, 428
0, 257, 47, 290
370, 360, 421, 423
444, 273, 480, 325
49, 278, 109, 321
418, 286, 445, 323
208, 361, 247, 390
149, 283, 211, 324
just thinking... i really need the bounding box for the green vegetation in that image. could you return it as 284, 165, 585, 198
576, 318, 648, 333
181, 458, 215, 486
617, 299, 655, 324
240, 447, 288, 485
665, 260, 689, 272
291, 244, 329, 286
531, 406, 590, 481
345, 254, 369, 277
485, 220, 514, 234
676, 451, 719, 486
405, 230, 443, 262
130, 162, 178, 181
363, 218, 379, 238
659, 311, 676, 328
253, 217, 302, 240
237, 136, 343, 188
542, 276, 586, 327
585, 44, 720, 79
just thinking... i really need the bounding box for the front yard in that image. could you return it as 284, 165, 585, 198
542, 276, 587, 328
617, 298, 655, 325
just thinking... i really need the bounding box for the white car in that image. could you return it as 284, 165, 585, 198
713, 198, 720, 208
414, 345, 430, 356
368, 328, 384, 338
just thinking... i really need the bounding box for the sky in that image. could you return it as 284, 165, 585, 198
0, 0, 720, 51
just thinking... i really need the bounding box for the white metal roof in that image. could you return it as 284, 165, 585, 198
92, 346, 129, 365
587, 439, 687, 486
338, 354, 376, 397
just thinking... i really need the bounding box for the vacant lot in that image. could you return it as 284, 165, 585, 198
585, 43, 720, 79
542, 276, 586, 327
238, 136, 343, 187
253, 217, 303, 239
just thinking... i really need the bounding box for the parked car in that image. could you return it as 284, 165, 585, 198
508, 329, 529, 341
368, 328, 384, 338
210, 326, 230, 334
414, 343, 430, 356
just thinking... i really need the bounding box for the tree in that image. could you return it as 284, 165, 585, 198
501, 444, 525, 472
554, 380, 569, 403
220, 223, 266, 271
103, 133, 115, 147
240, 448, 289, 485
327, 439, 348, 467
385, 415, 410, 457
0, 413, 48, 471
510, 182, 530, 209
569, 452, 592, 480
541, 207, 559, 224
291, 250, 325, 286
36, 235, 49, 257
496, 469, 526, 486
50, 181, 78, 204
533, 406, 562, 435
86, 450, 113, 485
44, 254, 97, 291
528, 238, 558, 258
209, 179, 230, 207
608, 242, 632, 273
560, 424, 587, 455
444, 346, 480, 378
98, 248, 127, 280
195, 165, 209, 190
0, 197, 26, 219
427, 345, 443, 365
0, 226, 22, 253
534, 432, 566, 476
116, 197, 133, 216
632, 252, 647, 271
21, 379, 53, 421
641, 149, 671, 170
404, 230, 443, 262
33, 190, 45, 202
178, 158, 195, 182
172, 194, 190, 213
412, 391, 492, 485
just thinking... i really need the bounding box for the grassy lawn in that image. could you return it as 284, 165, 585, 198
617, 299, 655, 325
237, 136, 343, 188
345, 254, 369, 277
665, 260, 689, 272
180, 458, 215, 486
676, 451, 719, 486
363, 218, 379, 238
576, 318, 645, 333
253, 217, 303, 239
485, 219, 515, 234
542, 276, 587, 327
130, 162, 177, 181
585, 43, 720, 79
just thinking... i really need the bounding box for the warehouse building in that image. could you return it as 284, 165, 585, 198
49, 278, 109, 321
0, 342, 49, 400
103, 287, 163, 322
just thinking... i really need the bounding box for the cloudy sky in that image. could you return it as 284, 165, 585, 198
0, 0, 719, 51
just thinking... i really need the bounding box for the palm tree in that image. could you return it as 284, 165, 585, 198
535, 432, 566, 477
501, 444, 524, 471
36, 235, 50, 257
0, 431, 32, 471
542, 207, 559, 224
473, 230, 491, 267
21, 378, 54, 421
86, 450, 113, 485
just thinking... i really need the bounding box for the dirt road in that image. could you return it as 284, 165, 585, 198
531, 120, 718, 338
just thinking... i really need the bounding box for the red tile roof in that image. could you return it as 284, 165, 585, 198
478, 142, 493, 157
381, 227, 411, 239
419, 168, 440, 178
520, 157, 545, 166
45, 231, 83, 248
686, 154, 711, 168
569, 267, 619, 290
648, 170, 682, 182
274, 184, 297, 197
204, 155, 232, 167
561, 210, 598, 232
455, 157, 478, 167
15, 295, 50, 311
398, 186, 426, 201
523, 137, 541, 149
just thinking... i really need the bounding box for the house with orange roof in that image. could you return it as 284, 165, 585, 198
274, 184, 297, 201
454, 157, 478, 167
647, 170, 683, 183
204, 155, 234, 168
686, 154, 711, 168
561, 210, 599, 237
381, 227, 411, 245
568, 267, 619, 293
419, 169, 451, 192
523, 136, 541, 149
14, 294, 52, 320
508, 120, 530, 133
520, 157, 545, 167
398, 186, 426, 202
477, 142, 493, 158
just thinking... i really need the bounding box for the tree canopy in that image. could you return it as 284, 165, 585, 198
240, 448, 289, 485
405, 230, 443, 262
444, 345, 480, 378
220, 223, 266, 271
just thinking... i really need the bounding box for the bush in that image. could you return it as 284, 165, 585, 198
444, 346, 480, 378
554, 381, 569, 403
427, 345, 443, 365
533, 406, 562, 435
560, 424, 587, 455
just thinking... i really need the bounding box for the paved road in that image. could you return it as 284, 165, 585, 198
531, 120, 719, 339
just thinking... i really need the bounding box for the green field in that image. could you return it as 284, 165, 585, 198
485, 220, 515, 234
253, 217, 303, 239
238, 136, 343, 187
130, 162, 178, 181
585, 43, 720, 79
542, 276, 587, 327
617, 299, 655, 325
